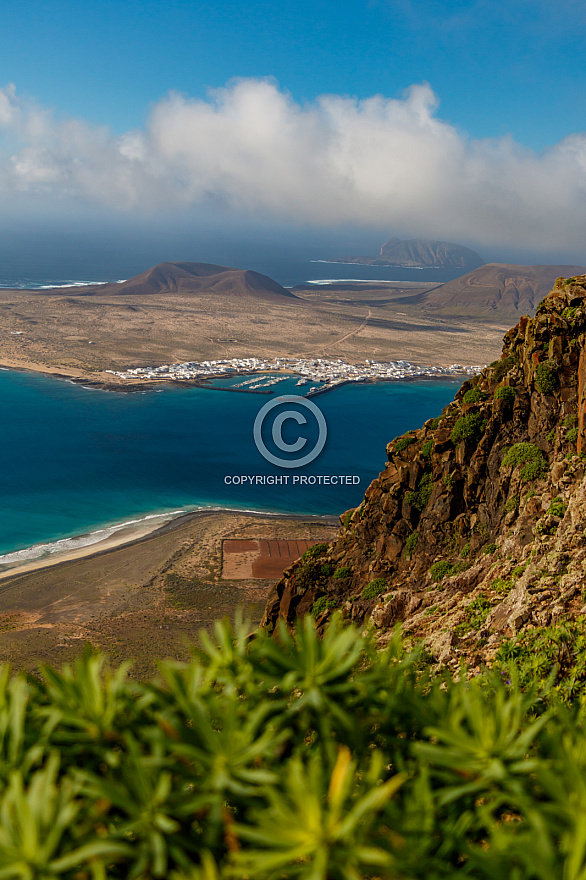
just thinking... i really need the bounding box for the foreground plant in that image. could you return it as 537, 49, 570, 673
0, 616, 585, 877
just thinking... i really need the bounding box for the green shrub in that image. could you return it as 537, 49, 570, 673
394, 434, 414, 453
429, 415, 443, 429
405, 473, 434, 512
429, 560, 454, 582
563, 414, 578, 427
342, 510, 354, 529
567, 426, 579, 443
461, 541, 470, 559
501, 442, 548, 481
504, 495, 519, 514
513, 564, 527, 578
494, 617, 586, 701
404, 531, 419, 558
535, 358, 559, 394
302, 543, 330, 561
455, 595, 492, 635
462, 388, 486, 405
450, 413, 487, 445
494, 385, 516, 404
483, 542, 498, 555
295, 561, 322, 590
312, 595, 338, 617
4, 616, 586, 879
562, 306, 578, 319
420, 439, 433, 459
547, 429, 557, 444
492, 577, 514, 595
547, 498, 568, 518
442, 474, 453, 489
522, 459, 549, 481
333, 566, 351, 580
361, 578, 388, 600
492, 353, 518, 382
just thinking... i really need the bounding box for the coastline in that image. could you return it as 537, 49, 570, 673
0, 357, 472, 396
0, 506, 339, 582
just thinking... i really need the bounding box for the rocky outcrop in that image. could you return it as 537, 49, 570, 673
262, 274, 586, 670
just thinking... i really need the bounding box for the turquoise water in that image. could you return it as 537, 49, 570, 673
0, 369, 459, 560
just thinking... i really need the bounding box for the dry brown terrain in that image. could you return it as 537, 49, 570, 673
0, 276, 507, 385
419, 263, 586, 318
0, 511, 337, 677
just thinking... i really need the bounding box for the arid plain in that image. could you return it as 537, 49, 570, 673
0, 265, 512, 387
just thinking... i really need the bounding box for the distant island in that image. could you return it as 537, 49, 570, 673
327, 236, 484, 269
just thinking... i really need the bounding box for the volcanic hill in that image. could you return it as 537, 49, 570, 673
420, 263, 586, 319
81, 261, 298, 302
263, 273, 586, 671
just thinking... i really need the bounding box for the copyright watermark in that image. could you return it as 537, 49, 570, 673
253, 395, 327, 468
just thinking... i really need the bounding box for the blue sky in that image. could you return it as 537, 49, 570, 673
1, 0, 586, 266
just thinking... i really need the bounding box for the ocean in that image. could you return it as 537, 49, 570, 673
0, 256, 465, 564
0, 369, 459, 563
0, 260, 462, 291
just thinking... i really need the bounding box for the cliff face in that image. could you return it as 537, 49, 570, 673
262, 274, 586, 668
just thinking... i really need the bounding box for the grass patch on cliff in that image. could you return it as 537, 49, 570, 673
405, 473, 434, 512
504, 495, 520, 514
547, 497, 568, 518
501, 442, 548, 481
295, 560, 333, 591
455, 595, 492, 635
491, 352, 518, 382
492, 577, 514, 595
302, 543, 329, 561
404, 531, 419, 558
535, 358, 559, 394
394, 434, 415, 453
462, 387, 486, 405
430, 560, 454, 582
450, 413, 487, 445
361, 577, 388, 600
420, 439, 433, 459
494, 385, 516, 404
312, 595, 338, 617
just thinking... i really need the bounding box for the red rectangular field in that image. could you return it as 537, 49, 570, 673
222, 539, 318, 579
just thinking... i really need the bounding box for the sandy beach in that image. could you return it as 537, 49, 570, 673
0, 508, 338, 675
0, 512, 180, 580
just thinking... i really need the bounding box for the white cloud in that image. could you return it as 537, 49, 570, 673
1, 78, 586, 251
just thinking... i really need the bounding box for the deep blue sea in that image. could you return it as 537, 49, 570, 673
0, 260, 461, 291
0, 369, 459, 562
0, 254, 466, 564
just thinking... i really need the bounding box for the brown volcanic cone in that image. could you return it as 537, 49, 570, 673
81, 262, 298, 302
420, 263, 586, 318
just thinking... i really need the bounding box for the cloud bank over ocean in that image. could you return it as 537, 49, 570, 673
1, 78, 585, 251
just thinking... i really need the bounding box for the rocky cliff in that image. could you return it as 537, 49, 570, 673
262, 274, 586, 669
